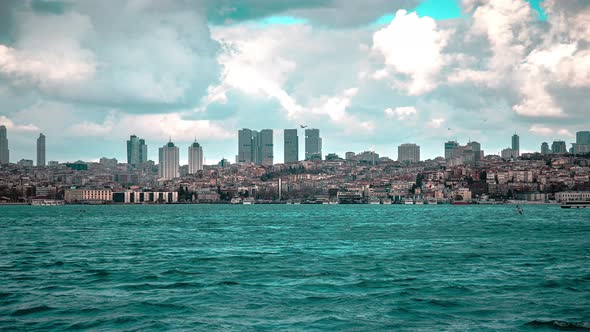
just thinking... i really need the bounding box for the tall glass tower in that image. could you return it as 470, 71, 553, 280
305, 129, 322, 161
0, 125, 9, 164
127, 135, 148, 166
511, 133, 520, 158
284, 129, 299, 163
37, 133, 46, 166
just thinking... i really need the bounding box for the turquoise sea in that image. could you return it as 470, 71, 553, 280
1, 205, 589, 331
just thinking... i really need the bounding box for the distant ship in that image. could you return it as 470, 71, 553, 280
561, 201, 590, 209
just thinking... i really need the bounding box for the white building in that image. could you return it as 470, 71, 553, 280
555, 192, 590, 202
159, 141, 179, 180
398, 143, 420, 163
188, 141, 203, 174
64, 188, 113, 203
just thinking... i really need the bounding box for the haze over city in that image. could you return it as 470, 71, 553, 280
1, 0, 588, 164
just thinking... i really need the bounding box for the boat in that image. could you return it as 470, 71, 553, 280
243, 198, 255, 205
561, 201, 590, 209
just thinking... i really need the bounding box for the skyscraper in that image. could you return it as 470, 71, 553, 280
0, 125, 9, 164
37, 133, 46, 166
159, 141, 179, 180
238, 129, 273, 165
238, 129, 254, 163
551, 140, 567, 154
284, 129, 299, 163
467, 141, 482, 162
188, 141, 203, 174
444, 141, 459, 160
398, 143, 420, 163
305, 129, 322, 160
577, 131, 590, 145
541, 142, 550, 154
260, 129, 273, 166
127, 135, 148, 166
511, 133, 520, 158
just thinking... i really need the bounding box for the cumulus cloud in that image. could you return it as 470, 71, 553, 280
0, 115, 39, 132
384, 106, 417, 120
69, 112, 232, 141
371, 10, 452, 95
529, 124, 574, 138
427, 118, 445, 129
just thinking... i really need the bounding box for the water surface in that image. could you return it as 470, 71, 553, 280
1, 205, 589, 330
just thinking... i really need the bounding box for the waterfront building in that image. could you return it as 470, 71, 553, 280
305, 129, 322, 160
159, 141, 179, 180
188, 140, 203, 174
284, 129, 299, 163
260, 129, 273, 166
541, 142, 550, 154
551, 141, 567, 154
0, 125, 8, 164
127, 135, 148, 166
555, 191, 590, 202
112, 191, 179, 204
36, 133, 46, 166
511, 133, 520, 158
444, 141, 459, 160
398, 143, 420, 163
64, 188, 113, 203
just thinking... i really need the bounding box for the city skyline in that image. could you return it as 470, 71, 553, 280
1, 125, 589, 167
1, 1, 589, 163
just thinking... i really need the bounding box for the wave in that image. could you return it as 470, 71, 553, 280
525, 320, 590, 330
11, 305, 54, 316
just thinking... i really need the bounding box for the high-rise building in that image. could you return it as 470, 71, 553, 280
238, 129, 254, 163
188, 141, 203, 174
127, 135, 148, 166
398, 143, 420, 163
577, 131, 590, 144
467, 141, 482, 162
305, 129, 322, 160
345, 152, 355, 160
511, 133, 520, 158
159, 141, 179, 180
541, 142, 550, 154
0, 125, 9, 164
260, 129, 273, 166
284, 129, 299, 163
444, 141, 459, 160
551, 140, 567, 154
36, 133, 46, 166
237, 129, 273, 165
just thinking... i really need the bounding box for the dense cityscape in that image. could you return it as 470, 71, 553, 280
0, 124, 589, 205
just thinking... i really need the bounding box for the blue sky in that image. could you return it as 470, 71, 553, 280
0, 0, 587, 165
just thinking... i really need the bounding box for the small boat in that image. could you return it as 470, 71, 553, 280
517, 205, 523, 214
561, 201, 590, 209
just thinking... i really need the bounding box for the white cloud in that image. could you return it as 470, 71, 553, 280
371, 10, 451, 95
529, 125, 574, 138
427, 118, 445, 129
384, 106, 417, 120
0, 115, 39, 132
69, 112, 232, 141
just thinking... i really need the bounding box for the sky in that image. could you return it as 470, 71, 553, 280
0, 0, 589, 165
